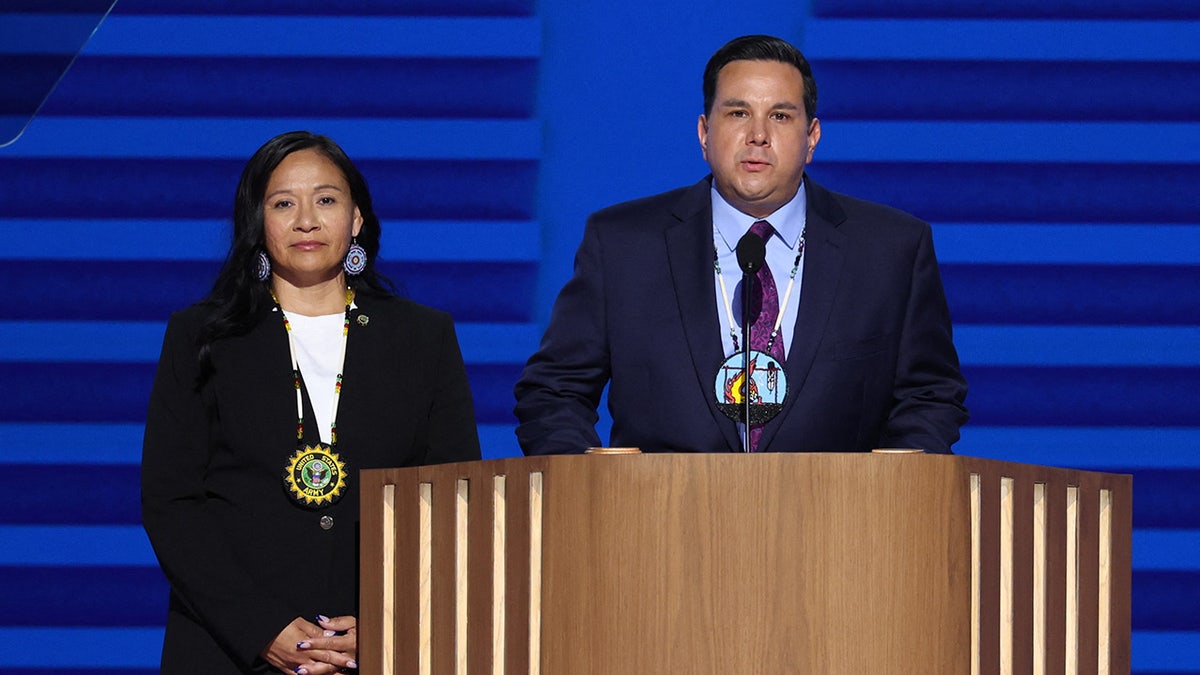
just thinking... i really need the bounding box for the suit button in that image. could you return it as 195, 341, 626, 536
319, 515, 334, 530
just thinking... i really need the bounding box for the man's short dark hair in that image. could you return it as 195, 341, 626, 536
703, 34, 817, 122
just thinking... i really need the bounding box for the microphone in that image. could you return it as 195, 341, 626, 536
736, 231, 766, 274
734, 231, 765, 452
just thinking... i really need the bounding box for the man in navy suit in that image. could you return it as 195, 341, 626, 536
514, 35, 968, 455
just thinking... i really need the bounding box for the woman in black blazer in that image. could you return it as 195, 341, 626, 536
142, 131, 481, 674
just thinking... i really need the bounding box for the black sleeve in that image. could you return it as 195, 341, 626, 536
424, 313, 482, 464
140, 312, 297, 668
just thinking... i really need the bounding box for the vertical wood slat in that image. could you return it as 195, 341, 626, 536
1033, 483, 1047, 675
455, 480, 469, 675
493, 476, 507, 675
1098, 489, 1112, 675
382, 484, 396, 675
971, 473, 981, 675
528, 471, 544, 675
1000, 477, 1015, 675
1065, 486, 1080, 675
419, 483, 433, 675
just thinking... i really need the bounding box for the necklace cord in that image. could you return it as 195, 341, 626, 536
272, 288, 355, 447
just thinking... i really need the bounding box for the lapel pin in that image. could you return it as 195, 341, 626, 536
357, 315, 370, 326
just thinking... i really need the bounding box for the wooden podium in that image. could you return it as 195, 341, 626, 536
359, 453, 1130, 674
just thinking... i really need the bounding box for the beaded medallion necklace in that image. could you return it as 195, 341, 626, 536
273, 287, 354, 508
711, 230, 805, 427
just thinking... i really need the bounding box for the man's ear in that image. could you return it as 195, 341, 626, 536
805, 117, 821, 164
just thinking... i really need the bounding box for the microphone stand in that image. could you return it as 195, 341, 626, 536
735, 231, 765, 453
741, 273, 752, 453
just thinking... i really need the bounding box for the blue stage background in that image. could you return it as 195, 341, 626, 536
1, 0, 1196, 671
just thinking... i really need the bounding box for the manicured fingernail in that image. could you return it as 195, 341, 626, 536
315, 614, 330, 623
324, 629, 336, 636
294, 668, 307, 675
347, 660, 358, 669
296, 641, 310, 649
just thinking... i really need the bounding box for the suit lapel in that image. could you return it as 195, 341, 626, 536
665, 178, 743, 452
218, 303, 298, 450
758, 178, 847, 451
340, 293, 383, 438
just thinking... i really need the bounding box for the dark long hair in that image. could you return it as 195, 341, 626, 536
702, 35, 818, 123
197, 131, 393, 375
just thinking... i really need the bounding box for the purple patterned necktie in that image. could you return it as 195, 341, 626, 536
747, 220, 782, 451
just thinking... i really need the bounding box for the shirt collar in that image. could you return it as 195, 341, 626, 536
711, 180, 808, 253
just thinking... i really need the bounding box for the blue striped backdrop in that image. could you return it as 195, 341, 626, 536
1, 0, 1196, 672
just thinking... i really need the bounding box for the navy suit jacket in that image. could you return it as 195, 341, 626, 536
514, 176, 968, 455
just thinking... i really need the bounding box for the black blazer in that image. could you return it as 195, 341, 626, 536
514, 176, 968, 455
142, 292, 480, 673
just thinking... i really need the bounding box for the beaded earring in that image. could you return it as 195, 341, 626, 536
344, 238, 367, 276
255, 250, 271, 281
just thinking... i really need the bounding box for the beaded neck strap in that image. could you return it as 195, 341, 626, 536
271, 287, 355, 447
713, 229, 805, 354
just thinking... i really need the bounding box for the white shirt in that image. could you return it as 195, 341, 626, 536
285, 311, 346, 445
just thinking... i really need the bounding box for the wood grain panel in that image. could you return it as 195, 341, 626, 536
359, 454, 1130, 675
537, 454, 969, 673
